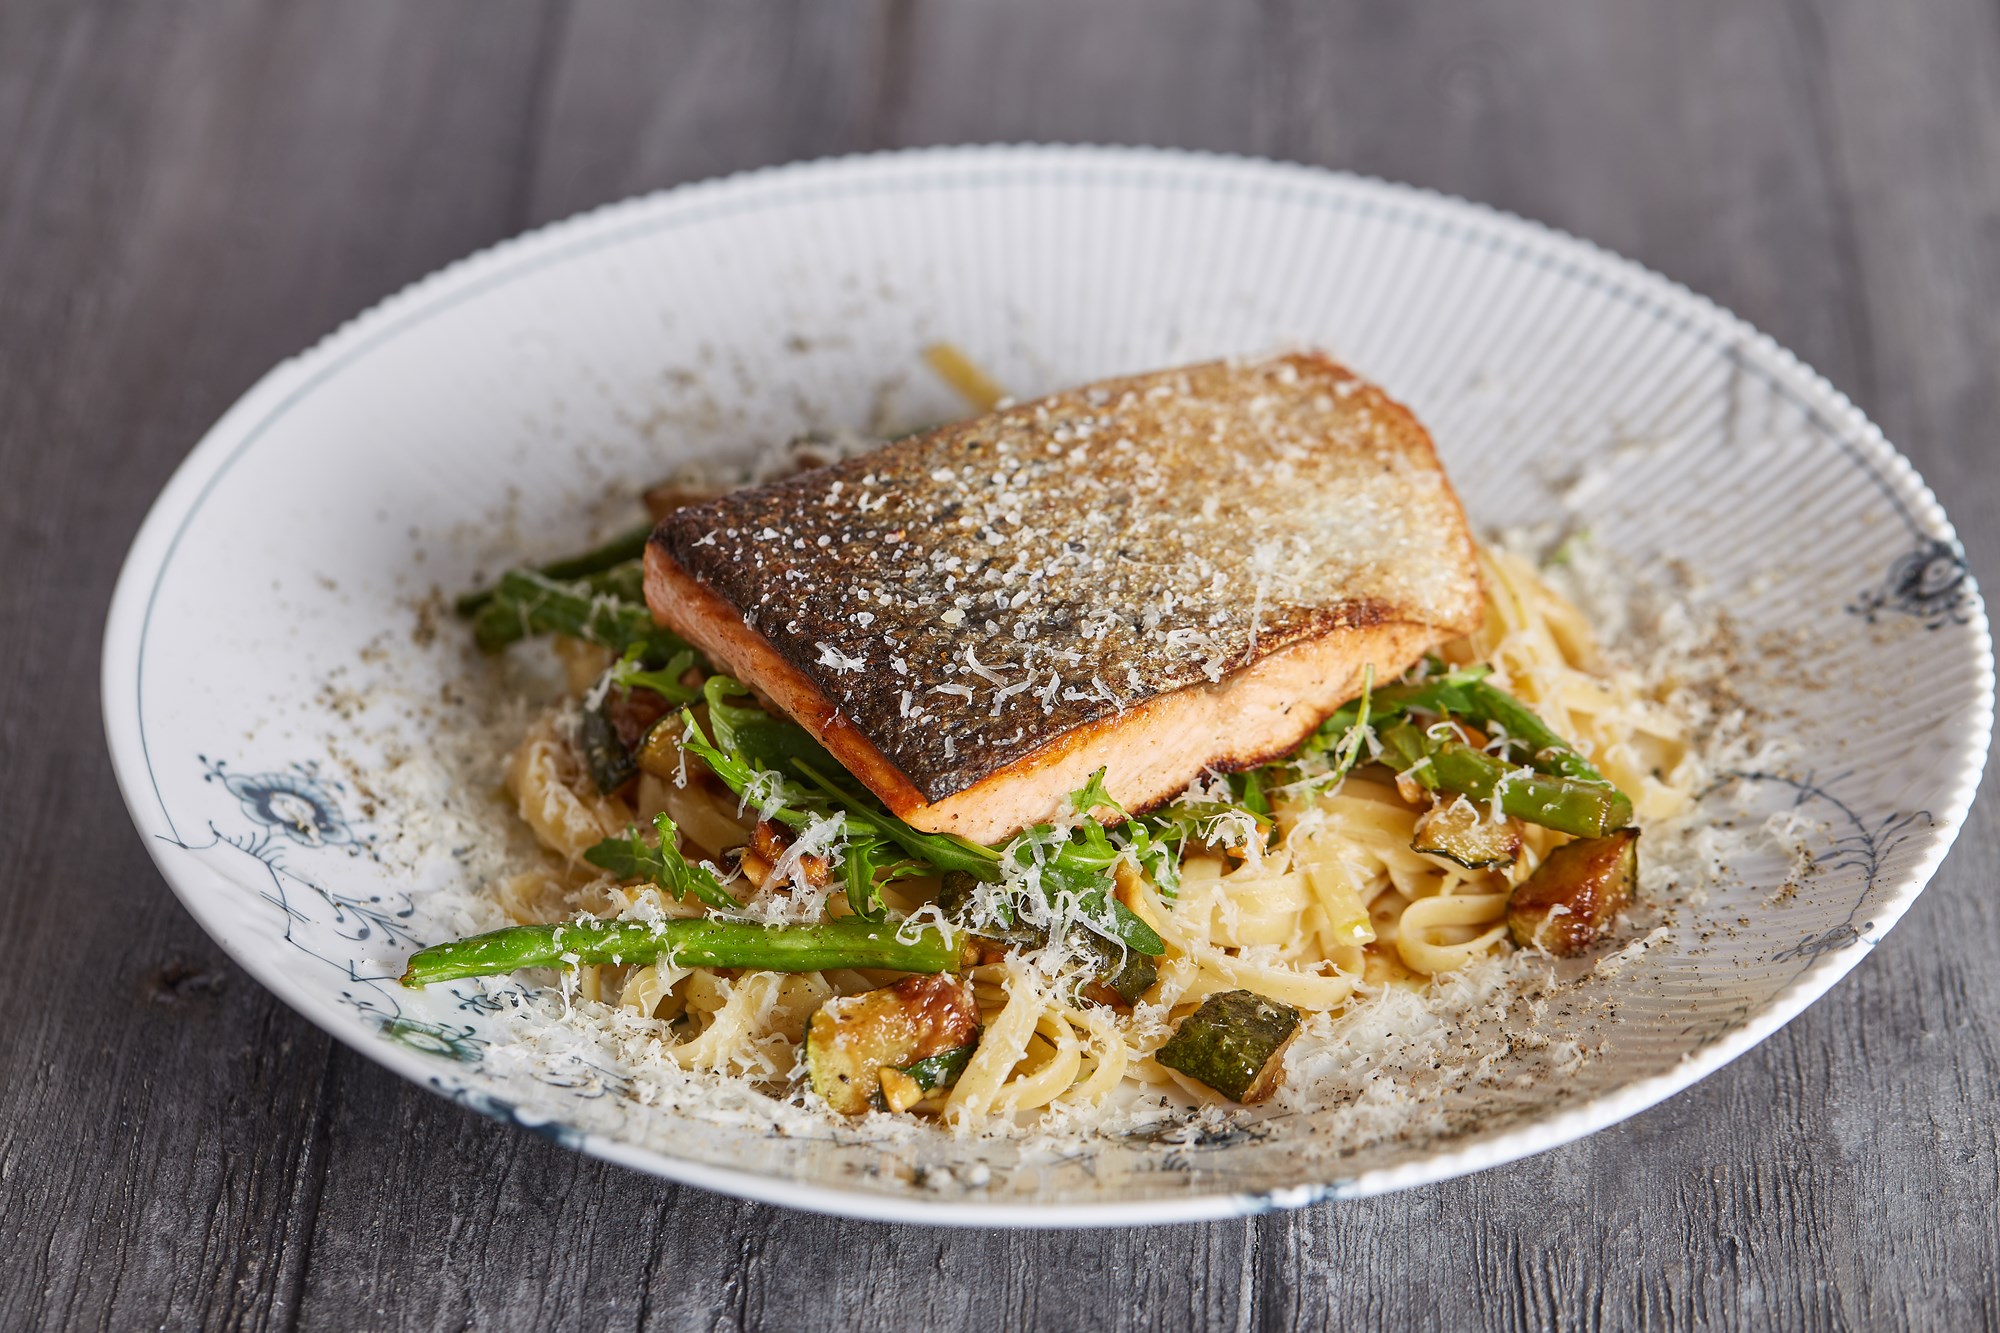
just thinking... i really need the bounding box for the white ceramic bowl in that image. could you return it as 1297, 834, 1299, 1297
103, 146, 1992, 1225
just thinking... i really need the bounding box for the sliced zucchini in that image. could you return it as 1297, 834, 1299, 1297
577, 685, 674, 795
936, 869, 1032, 941
1073, 930, 1159, 1009
576, 705, 636, 794
936, 869, 978, 921
1507, 829, 1639, 956
936, 870, 1001, 931
1411, 798, 1522, 870
805, 974, 980, 1115
1154, 990, 1301, 1104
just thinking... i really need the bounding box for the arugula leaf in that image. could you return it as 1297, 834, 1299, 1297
1059, 768, 1198, 918
1232, 767, 1272, 820
1377, 719, 1435, 781
1119, 817, 1184, 898
1001, 830, 1165, 956
679, 692, 998, 903
1327, 663, 1374, 781
607, 645, 703, 704
1137, 801, 1269, 844
1103, 899, 1166, 956
582, 813, 739, 912
580, 825, 659, 881
702, 676, 838, 776
471, 567, 675, 658
456, 524, 655, 617
675, 708, 816, 831
1069, 767, 1126, 819
898, 1041, 978, 1091
841, 836, 887, 920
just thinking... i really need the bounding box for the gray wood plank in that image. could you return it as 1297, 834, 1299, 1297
891, 0, 1272, 152
523, 0, 890, 224
0, 1, 565, 1329
0, 0, 1995, 1329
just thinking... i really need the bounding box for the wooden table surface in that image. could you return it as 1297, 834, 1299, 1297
3, 2, 1996, 1328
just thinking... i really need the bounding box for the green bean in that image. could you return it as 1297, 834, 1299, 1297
1311, 665, 1613, 786
1308, 664, 1491, 749
401, 917, 963, 988
1459, 680, 1611, 785
455, 522, 654, 617
471, 567, 680, 657
1378, 721, 1632, 838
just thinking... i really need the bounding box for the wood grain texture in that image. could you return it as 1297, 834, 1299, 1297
0, 0, 1994, 1328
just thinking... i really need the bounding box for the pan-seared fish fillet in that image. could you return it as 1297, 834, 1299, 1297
646, 353, 1483, 844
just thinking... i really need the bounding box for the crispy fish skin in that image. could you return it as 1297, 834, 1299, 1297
647, 353, 1483, 843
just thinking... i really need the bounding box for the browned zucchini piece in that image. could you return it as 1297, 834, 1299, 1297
1507, 829, 1640, 956
1154, 990, 1301, 1104
1411, 798, 1522, 870
577, 684, 677, 795
1073, 929, 1160, 1009
576, 704, 637, 795
1079, 951, 1159, 1009
805, 974, 980, 1115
